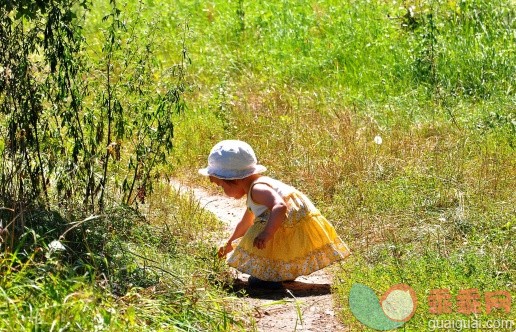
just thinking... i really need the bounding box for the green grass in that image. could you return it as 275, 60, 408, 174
337, 249, 514, 331
0, 184, 248, 331
159, 0, 515, 329
2, 0, 515, 330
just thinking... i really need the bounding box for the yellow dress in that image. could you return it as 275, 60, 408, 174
227, 178, 350, 282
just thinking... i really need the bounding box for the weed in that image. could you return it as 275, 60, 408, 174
1, 0, 514, 330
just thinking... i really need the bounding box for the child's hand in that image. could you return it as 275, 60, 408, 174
253, 231, 272, 249
217, 242, 233, 258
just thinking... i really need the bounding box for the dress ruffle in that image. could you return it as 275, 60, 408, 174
227, 211, 350, 281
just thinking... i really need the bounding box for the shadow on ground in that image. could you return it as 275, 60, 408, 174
227, 277, 332, 300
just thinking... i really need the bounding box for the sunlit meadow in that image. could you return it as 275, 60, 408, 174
1, 0, 514, 330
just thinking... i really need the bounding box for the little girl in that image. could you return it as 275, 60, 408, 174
199, 140, 350, 286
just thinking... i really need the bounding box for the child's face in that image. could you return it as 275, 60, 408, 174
209, 176, 246, 199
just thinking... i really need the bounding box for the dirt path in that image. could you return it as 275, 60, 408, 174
172, 181, 348, 332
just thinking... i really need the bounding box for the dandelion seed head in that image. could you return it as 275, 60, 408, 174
48, 240, 66, 252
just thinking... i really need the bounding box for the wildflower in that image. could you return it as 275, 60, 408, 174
48, 240, 66, 252
374, 135, 383, 145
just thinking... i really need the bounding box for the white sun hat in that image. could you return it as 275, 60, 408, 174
198, 140, 267, 180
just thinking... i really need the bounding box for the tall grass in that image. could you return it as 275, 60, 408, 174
2, 0, 514, 330
0, 184, 249, 330
163, 0, 515, 329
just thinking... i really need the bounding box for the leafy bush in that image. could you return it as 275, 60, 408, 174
0, 0, 186, 249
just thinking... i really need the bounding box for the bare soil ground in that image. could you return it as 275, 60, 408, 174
172, 181, 348, 332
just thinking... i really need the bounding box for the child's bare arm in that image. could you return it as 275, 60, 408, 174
227, 208, 254, 243
250, 183, 287, 249
218, 208, 254, 257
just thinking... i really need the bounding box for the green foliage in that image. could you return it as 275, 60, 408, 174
0, 185, 245, 331
0, 0, 83, 205
337, 245, 514, 331
400, 0, 516, 99
162, 0, 514, 106
89, 0, 188, 209
162, 0, 515, 329
0, 0, 187, 250
1, 0, 515, 330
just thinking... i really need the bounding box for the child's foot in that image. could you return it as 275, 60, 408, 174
248, 276, 283, 290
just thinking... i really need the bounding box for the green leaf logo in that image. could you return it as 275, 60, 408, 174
349, 283, 417, 330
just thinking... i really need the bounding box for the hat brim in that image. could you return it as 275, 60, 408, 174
198, 165, 266, 180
